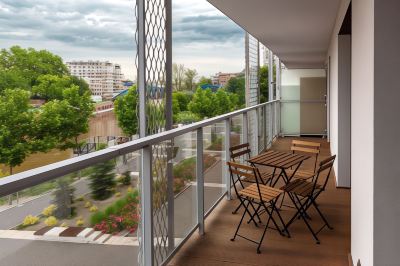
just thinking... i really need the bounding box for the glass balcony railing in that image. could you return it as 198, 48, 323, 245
0, 100, 279, 266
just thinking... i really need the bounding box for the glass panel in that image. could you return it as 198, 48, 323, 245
281, 102, 300, 135
203, 122, 225, 213
0, 152, 141, 266
230, 115, 243, 148
172, 131, 197, 243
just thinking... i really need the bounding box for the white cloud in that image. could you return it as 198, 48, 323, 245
0, 0, 245, 79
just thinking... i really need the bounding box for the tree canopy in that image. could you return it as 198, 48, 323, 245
0, 46, 68, 93
0, 46, 94, 174
114, 86, 139, 136
225, 76, 245, 107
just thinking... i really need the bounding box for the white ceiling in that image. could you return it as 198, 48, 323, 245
207, 0, 342, 69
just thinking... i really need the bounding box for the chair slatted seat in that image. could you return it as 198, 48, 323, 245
239, 184, 282, 201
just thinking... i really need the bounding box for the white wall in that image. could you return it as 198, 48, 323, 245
352, 0, 375, 265
326, 0, 350, 186
326, 0, 374, 264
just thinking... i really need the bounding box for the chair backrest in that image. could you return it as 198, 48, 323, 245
291, 140, 321, 172
312, 155, 336, 193
227, 161, 263, 200
230, 143, 252, 163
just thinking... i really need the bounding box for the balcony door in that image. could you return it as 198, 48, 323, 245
300, 77, 327, 135
281, 69, 327, 136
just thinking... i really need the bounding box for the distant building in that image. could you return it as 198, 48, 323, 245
66, 60, 125, 100
200, 84, 222, 92
211, 72, 239, 87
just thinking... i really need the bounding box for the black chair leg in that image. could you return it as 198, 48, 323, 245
231, 201, 250, 241
312, 200, 333, 230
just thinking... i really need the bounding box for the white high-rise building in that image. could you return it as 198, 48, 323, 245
66, 61, 125, 100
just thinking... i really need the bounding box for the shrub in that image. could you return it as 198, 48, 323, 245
90, 191, 139, 234
90, 211, 106, 226
89, 205, 98, 212
127, 186, 133, 193
119, 172, 131, 186
60, 222, 68, 227
104, 205, 116, 217
22, 215, 39, 226
115, 192, 121, 197
84, 201, 92, 208
42, 204, 56, 217
44, 216, 58, 226
76, 217, 84, 226
175, 111, 200, 124
76, 196, 85, 202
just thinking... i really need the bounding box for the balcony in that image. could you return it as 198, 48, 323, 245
0, 100, 351, 266
170, 137, 350, 266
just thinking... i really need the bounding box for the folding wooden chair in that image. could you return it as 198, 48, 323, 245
230, 143, 275, 186
227, 161, 289, 254
286, 140, 321, 180
229, 143, 275, 214
281, 155, 336, 244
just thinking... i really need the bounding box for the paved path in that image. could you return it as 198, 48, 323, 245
0, 238, 137, 266
0, 155, 139, 229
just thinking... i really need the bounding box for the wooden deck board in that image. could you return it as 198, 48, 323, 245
169, 137, 350, 266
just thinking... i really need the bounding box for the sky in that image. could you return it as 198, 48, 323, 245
0, 0, 245, 80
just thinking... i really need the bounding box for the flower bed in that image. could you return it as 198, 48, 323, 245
173, 154, 217, 194
90, 190, 139, 234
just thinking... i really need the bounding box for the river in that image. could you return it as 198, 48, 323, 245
1, 109, 124, 175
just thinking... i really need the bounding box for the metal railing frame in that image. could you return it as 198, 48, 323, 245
0, 100, 280, 266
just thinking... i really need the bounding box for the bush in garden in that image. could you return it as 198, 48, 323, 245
89, 158, 116, 201
60, 222, 68, 227
76, 217, 84, 226
22, 215, 39, 226
115, 192, 121, 197
44, 216, 58, 226
120, 171, 131, 186
175, 111, 200, 124
84, 201, 92, 208
52, 178, 75, 219
89, 205, 98, 212
42, 204, 56, 217
76, 196, 85, 202
90, 191, 139, 234
90, 211, 106, 225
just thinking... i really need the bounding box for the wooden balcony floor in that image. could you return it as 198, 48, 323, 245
169, 137, 350, 266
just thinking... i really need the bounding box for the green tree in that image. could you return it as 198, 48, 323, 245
198, 76, 213, 87
114, 86, 138, 136
225, 76, 245, 107
188, 88, 214, 119
52, 177, 75, 219
172, 91, 192, 112
0, 46, 68, 92
0, 89, 50, 174
89, 154, 116, 200
32, 74, 90, 101
259, 65, 276, 103
183, 68, 198, 91
37, 86, 94, 150
213, 89, 232, 116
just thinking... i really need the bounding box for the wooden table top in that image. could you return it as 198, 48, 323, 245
248, 150, 310, 169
